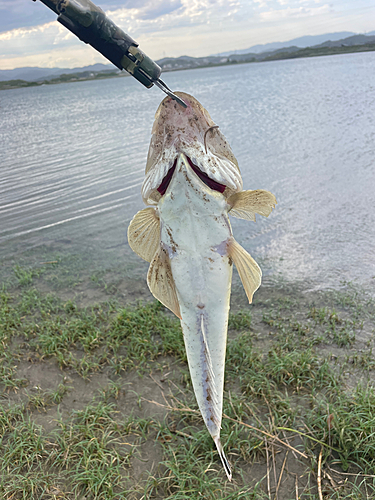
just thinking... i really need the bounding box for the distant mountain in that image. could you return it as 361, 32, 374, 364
155, 46, 302, 71
156, 55, 227, 69
0, 63, 117, 82
315, 34, 375, 48
2, 31, 375, 84
158, 33, 375, 71
213, 32, 356, 56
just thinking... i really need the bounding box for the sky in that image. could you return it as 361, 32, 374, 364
0, 0, 375, 69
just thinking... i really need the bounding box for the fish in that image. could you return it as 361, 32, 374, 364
127, 92, 276, 480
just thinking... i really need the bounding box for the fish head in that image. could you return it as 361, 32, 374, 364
142, 92, 243, 205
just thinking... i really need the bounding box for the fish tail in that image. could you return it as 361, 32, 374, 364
214, 436, 232, 481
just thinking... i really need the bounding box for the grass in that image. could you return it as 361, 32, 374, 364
0, 266, 375, 498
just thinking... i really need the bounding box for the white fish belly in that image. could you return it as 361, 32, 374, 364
172, 253, 232, 436
158, 154, 233, 437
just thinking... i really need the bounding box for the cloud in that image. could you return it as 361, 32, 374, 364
107, 0, 242, 38
0, 0, 249, 68
1, 0, 375, 69
0, 0, 56, 32
0, 45, 107, 70
0, 0, 185, 33
0, 22, 77, 58
259, 3, 331, 21
133, 0, 183, 20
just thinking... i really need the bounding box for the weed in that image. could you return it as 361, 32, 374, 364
13, 265, 45, 286
228, 310, 252, 331
0, 277, 374, 498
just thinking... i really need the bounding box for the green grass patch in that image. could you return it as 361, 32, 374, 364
0, 280, 375, 498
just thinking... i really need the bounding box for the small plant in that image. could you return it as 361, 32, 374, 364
0, 271, 374, 498
13, 265, 44, 286
228, 310, 252, 330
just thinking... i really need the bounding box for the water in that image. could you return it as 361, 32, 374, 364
1, 52, 375, 295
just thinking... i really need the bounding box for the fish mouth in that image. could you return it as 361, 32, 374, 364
157, 154, 226, 196
142, 92, 243, 205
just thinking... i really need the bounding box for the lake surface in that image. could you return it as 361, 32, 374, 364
1, 52, 375, 296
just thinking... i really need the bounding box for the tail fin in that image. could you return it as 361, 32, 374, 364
214, 436, 232, 481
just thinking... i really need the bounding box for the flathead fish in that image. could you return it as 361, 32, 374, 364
128, 92, 276, 480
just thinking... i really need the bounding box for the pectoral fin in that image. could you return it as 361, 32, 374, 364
228, 238, 261, 303
127, 207, 160, 263
228, 190, 276, 221
147, 248, 181, 319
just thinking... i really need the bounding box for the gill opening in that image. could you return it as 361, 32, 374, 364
157, 158, 177, 195
157, 155, 226, 195
186, 157, 226, 193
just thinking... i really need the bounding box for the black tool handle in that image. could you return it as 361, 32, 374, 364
34, 0, 161, 88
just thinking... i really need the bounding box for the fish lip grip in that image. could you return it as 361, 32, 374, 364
33, 0, 187, 107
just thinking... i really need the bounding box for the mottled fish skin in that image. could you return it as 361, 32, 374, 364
127, 92, 276, 481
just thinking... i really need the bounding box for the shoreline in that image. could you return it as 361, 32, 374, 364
2, 252, 374, 311
1, 43, 375, 91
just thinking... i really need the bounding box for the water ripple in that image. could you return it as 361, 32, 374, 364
1, 53, 375, 292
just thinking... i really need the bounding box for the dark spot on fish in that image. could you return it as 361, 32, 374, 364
197, 303, 205, 309
182, 168, 194, 189
166, 226, 178, 253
